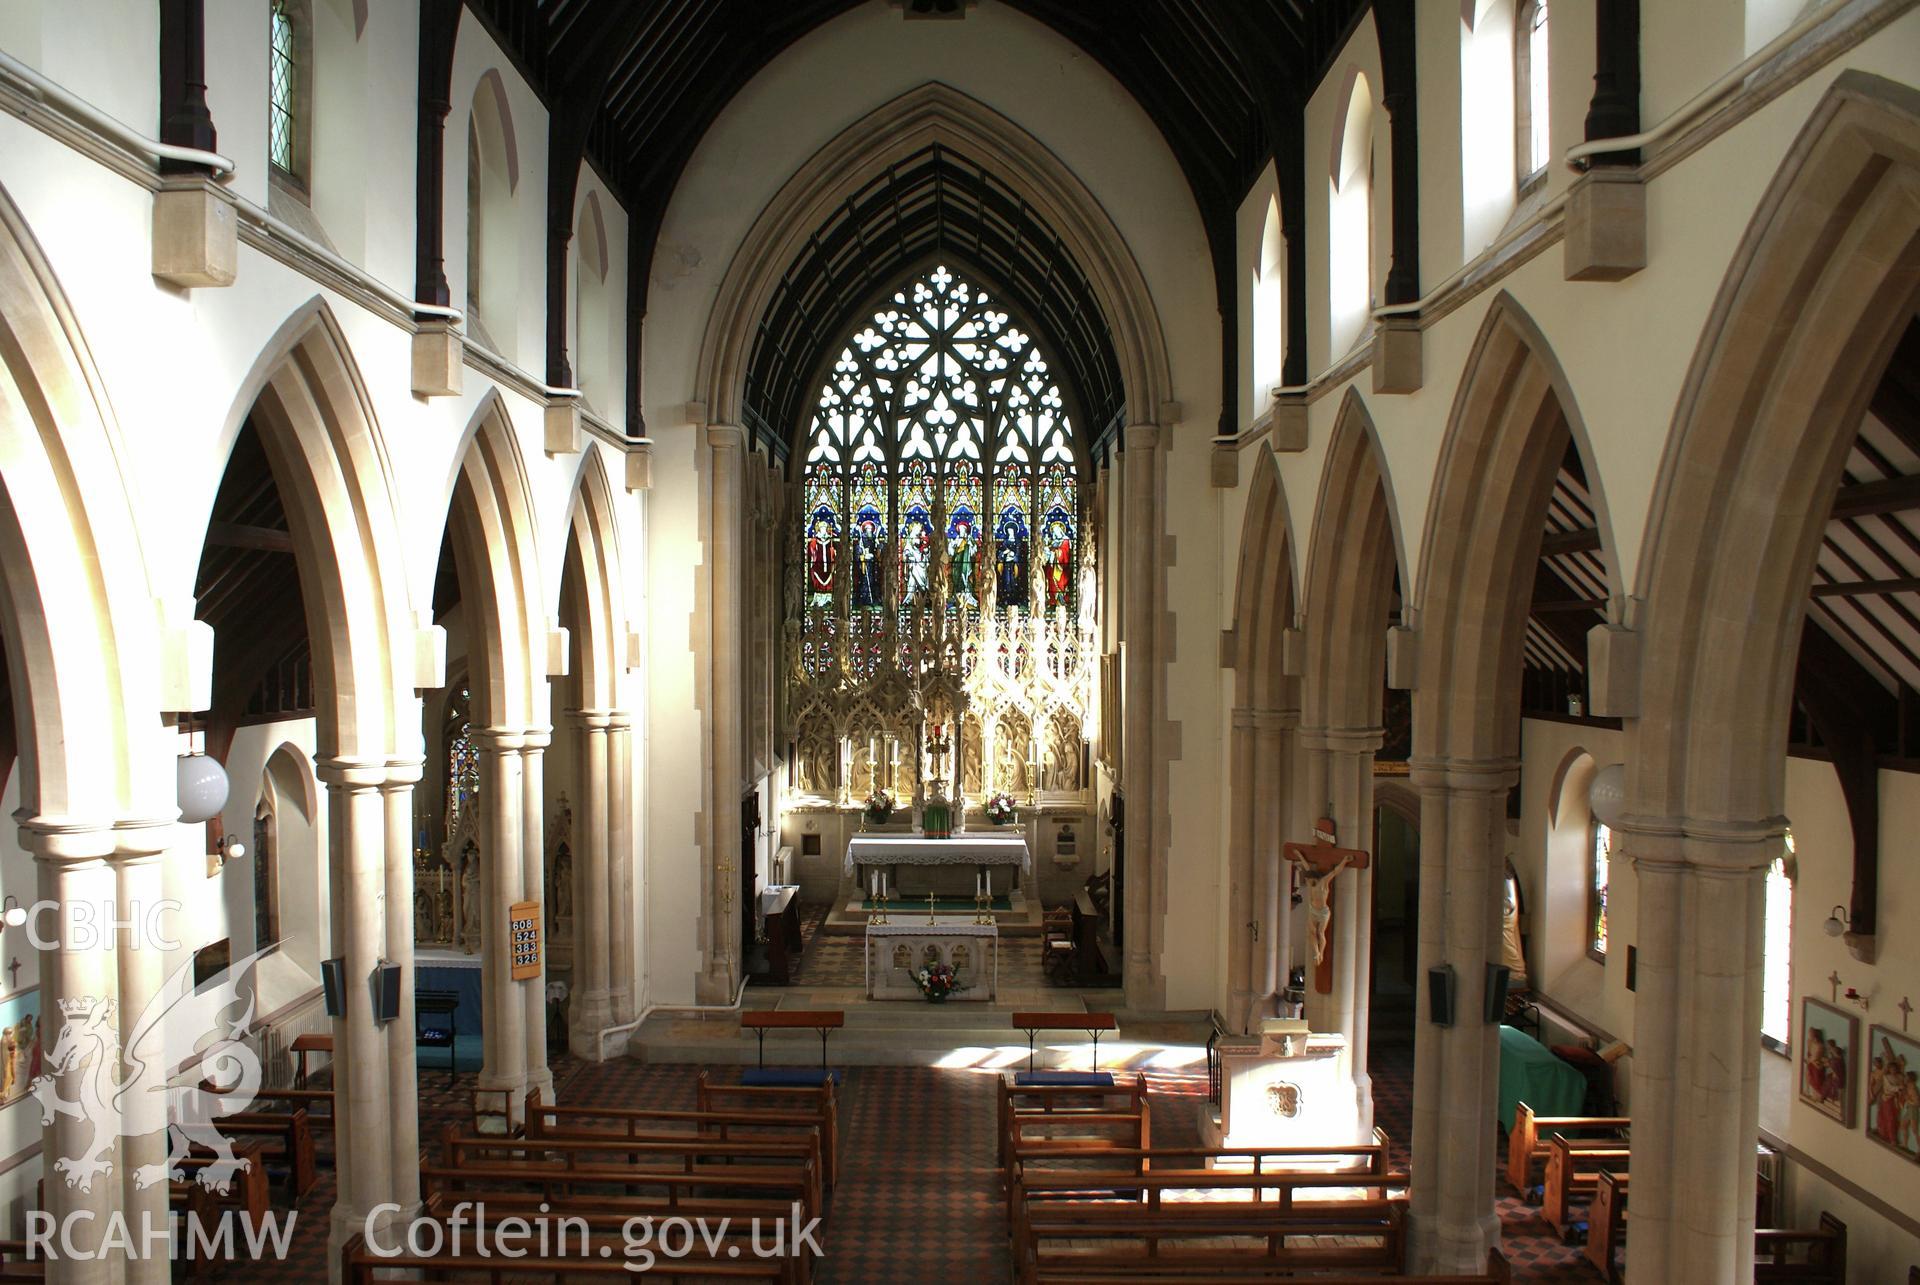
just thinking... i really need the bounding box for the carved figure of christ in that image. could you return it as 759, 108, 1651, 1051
1282, 819, 1371, 990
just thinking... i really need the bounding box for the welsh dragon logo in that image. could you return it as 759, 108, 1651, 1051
31, 951, 270, 1195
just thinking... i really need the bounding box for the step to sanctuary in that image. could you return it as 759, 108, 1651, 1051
625, 1002, 1213, 1070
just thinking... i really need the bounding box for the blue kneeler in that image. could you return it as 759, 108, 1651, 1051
1014, 1070, 1114, 1087
742, 1068, 844, 1087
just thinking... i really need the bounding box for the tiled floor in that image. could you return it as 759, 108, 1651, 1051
206, 1037, 1594, 1283
185, 906, 1595, 1280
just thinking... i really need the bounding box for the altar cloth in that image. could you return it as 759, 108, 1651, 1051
845, 832, 1032, 878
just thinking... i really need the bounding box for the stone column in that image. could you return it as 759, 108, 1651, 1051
380, 761, 423, 1221
1227, 707, 1257, 1030
570, 711, 614, 1052
472, 731, 527, 1123
1407, 756, 1514, 1274
520, 730, 553, 1104
1119, 424, 1166, 1010
1622, 816, 1770, 1283
703, 425, 746, 1003
111, 821, 171, 1285
316, 757, 396, 1269
607, 712, 637, 1024
1238, 708, 1296, 1031
1324, 731, 1379, 1135
19, 817, 121, 1285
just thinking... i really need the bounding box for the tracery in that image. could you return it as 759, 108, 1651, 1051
787, 265, 1095, 806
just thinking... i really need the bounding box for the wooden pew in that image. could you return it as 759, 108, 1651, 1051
439, 1125, 824, 1219
1011, 1168, 1409, 1284
525, 1086, 835, 1189
1504, 1100, 1627, 1197
1011, 1133, 1394, 1188
1755, 1212, 1847, 1283
740, 1010, 843, 1076
1541, 1134, 1629, 1239
208, 1108, 318, 1199
1010, 1011, 1117, 1072
1586, 1167, 1630, 1281
997, 1072, 1148, 1168
1020, 1250, 1510, 1285
697, 1070, 839, 1178
0, 1240, 41, 1281
339, 1230, 790, 1283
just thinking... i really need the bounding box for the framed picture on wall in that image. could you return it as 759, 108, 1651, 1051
0, 987, 41, 1107
1799, 997, 1858, 1127
1863, 1024, 1920, 1163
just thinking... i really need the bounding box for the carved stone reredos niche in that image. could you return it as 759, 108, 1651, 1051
694, 82, 1174, 436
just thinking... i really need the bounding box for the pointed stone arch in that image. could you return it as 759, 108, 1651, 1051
1225, 448, 1302, 1031
1302, 388, 1406, 735
1403, 292, 1613, 1272
217, 296, 422, 1262
555, 444, 637, 1050
1292, 388, 1406, 1139
0, 174, 172, 1265
225, 298, 414, 759
696, 81, 1172, 429
443, 390, 544, 731
1623, 72, 1920, 1284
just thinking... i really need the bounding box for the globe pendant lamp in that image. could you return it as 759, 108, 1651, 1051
1588, 762, 1627, 827
177, 748, 230, 825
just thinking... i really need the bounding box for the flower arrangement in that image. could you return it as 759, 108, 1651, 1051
864, 788, 895, 823
984, 791, 1018, 825
913, 962, 962, 1002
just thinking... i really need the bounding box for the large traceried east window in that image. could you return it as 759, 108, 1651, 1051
790, 264, 1093, 805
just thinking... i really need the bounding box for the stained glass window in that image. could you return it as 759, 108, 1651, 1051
797, 264, 1079, 677
446, 687, 479, 841
1761, 831, 1794, 1053
269, 0, 297, 176
1589, 820, 1610, 960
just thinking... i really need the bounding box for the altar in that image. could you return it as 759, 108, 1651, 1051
864, 917, 999, 1001
846, 832, 1030, 900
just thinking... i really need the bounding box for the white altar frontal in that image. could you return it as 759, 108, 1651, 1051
1204, 1021, 1363, 1154
846, 832, 1031, 901
865, 918, 999, 1001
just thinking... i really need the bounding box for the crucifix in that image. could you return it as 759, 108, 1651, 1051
1829, 970, 1842, 1003
3, 958, 16, 991
1283, 818, 1371, 995
1899, 996, 1913, 1033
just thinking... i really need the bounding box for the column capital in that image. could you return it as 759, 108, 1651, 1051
705, 424, 747, 451
1233, 706, 1299, 732
379, 757, 426, 789
1123, 423, 1162, 452
11, 812, 119, 861
1406, 754, 1519, 794
1610, 812, 1786, 876
1298, 725, 1385, 755
572, 708, 618, 732
313, 755, 398, 789
518, 726, 554, 752
470, 725, 540, 752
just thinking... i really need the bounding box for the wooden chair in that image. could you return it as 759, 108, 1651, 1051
1754, 1212, 1846, 1283
416, 988, 460, 1087
1042, 907, 1076, 981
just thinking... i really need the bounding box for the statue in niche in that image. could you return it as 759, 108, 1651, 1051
995, 735, 1026, 794
961, 718, 984, 796
1048, 716, 1081, 792
551, 843, 573, 924
459, 845, 481, 955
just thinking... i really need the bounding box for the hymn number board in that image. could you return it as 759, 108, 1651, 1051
508, 900, 542, 980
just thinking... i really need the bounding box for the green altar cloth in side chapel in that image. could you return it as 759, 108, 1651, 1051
1497, 1023, 1587, 1132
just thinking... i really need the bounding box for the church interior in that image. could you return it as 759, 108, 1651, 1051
0, 0, 1917, 1280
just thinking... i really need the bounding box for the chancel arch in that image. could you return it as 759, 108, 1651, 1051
1404, 292, 1617, 1273
215, 298, 421, 1267
1623, 72, 1920, 1285
1226, 449, 1300, 1032
699, 80, 1169, 1005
